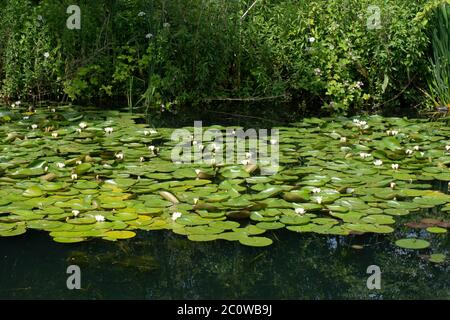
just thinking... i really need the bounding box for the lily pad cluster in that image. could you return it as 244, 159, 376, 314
0, 107, 449, 248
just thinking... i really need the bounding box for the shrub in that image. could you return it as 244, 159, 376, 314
0, 0, 441, 117
426, 3, 450, 109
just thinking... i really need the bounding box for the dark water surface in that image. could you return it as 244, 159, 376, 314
1, 228, 448, 299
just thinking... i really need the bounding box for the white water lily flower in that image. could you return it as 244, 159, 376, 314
51, 108, 56, 113
11, 103, 16, 108
115, 152, 124, 160
78, 122, 87, 129
44, 166, 48, 172
405, 149, 413, 155
95, 215, 105, 222
359, 152, 371, 159
390, 182, 396, 189
413, 145, 420, 151
31, 124, 38, 130
295, 208, 306, 215
71, 173, 78, 180
144, 130, 150, 136
104, 127, 114, 134
387, 130, 399, 136
308, 37, 316, 43
340, 137, 347, 143
240, 159, 250, 165
312, 188, 321, 194
56, 162, 65, 169
373, 160, 383, 166
195, 169, 201, 175
314, 196, 323, 204
72, 210, 80, 217
171, 211, 182, 221
446, 145, 450, 151
148, 145, 155, 152
391, 163, 399, 170
245, 152, 252, 159
193, 198, 199, 205
139, 156, 145, 162
353, 119, 368, 130
76, 128, 82, 134
420, 152, 425, 156
51, 132, 58, 138
346, 188, 354, 194
192, 140, 198, 146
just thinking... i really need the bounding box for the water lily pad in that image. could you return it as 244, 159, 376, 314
75, 163, 92, 175
426, 226, 447, 234
0, 225, 26, 237
103, 230, 136, 239
209, 221, 240, 230
187, 234, 219, 242
255, 222, 284, 230
395, 238, 430, 250
108, 212, 139, 221
238, 236, 273, 247
53, 237, 86, 243
428, 253, 446, 263
67, 217, 97, 225
73, 181, 99, 189
23, 186, 44, 197
185, 226, 224, 235
279, 215, 310, 225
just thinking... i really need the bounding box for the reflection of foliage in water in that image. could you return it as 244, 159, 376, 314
0, 230, 448, 299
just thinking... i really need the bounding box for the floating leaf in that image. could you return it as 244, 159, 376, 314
238, 236, 273, 247
395, 238, 430, 250
426, 227, 447, 234
103, 231, 136, 239
428, 253, 446, 263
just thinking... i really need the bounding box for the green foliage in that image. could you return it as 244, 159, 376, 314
242, 0, 431, 115
0, 0, 440, 116
426, 3, 450, 108
0, 0, 64, 102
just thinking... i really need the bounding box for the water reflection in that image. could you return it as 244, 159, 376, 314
0, 229, 448, 299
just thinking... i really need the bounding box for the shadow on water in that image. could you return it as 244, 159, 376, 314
1, 229, 448, 299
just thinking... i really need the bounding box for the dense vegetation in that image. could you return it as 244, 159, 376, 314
0, 0, 449, 120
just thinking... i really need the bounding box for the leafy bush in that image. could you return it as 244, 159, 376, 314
241, 0, 432, 115
0, 0, 442, 117
0, 0, 63, 103
426, 3, 450, 109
